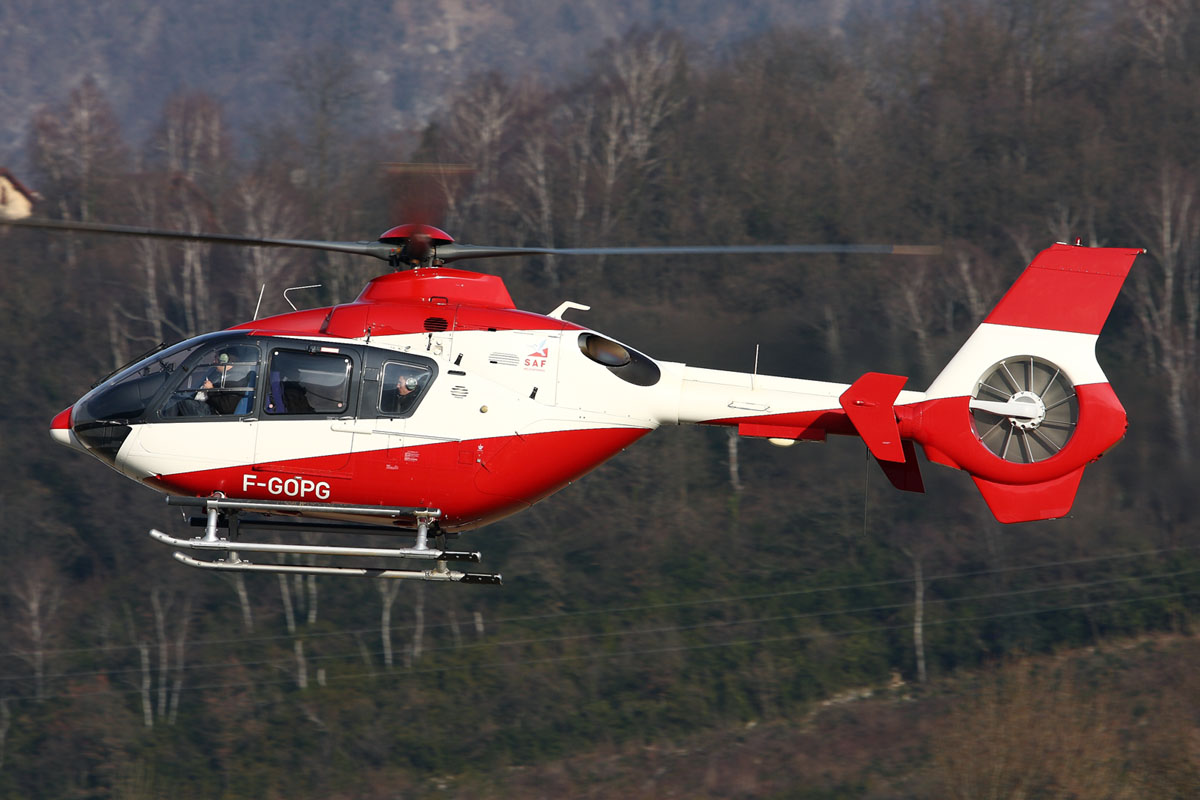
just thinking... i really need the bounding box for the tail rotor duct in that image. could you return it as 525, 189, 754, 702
969, 356, 1078, 464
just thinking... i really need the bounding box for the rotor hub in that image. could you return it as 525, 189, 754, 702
1008, 391, 1046, 430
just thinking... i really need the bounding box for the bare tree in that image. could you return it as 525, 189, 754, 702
411, 582, 426, 663
1126, 0, 1190, 79
378, 580, 401, 669
151, 90, 232, 186
1131, 163, 1200, 464
221, 573, 254, 633
27, 76, 128, 224
900, 546, 927, 684
163, 176, 218, 335
277, 569, 296, 636
6, 556, 63, 700
436, 75, 521, 237
234, 173, 301, 319
510, 131, 559, 285
127, 590, 192, 728
591, 33, 686, 249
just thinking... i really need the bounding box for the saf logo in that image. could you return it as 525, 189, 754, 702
524, 340, 550, 370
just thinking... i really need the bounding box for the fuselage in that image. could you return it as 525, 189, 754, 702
52, 267, 888, 532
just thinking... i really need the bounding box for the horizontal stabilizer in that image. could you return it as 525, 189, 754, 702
971, 467, 1087, 523
840, 372, 908, 462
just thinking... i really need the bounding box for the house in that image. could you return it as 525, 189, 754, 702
0, 168, 39, 220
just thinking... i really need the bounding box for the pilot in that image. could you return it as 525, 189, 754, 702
201, 348, 257, 414
201, 353, 233, 391
383, 368, 421, 414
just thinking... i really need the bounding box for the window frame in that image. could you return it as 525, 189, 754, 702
151, 336, 263, 422
377, 360, 435, 418
263, 347, 356, 418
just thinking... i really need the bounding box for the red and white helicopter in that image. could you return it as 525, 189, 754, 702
14, 217, 1140, 585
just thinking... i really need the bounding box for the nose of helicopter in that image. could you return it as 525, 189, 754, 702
49, 405, 87, 452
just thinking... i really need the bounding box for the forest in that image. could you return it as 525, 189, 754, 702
1, 1, 1199, 797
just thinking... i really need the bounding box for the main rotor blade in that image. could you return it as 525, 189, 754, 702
4, 216, 943, 265
436, 242, 943, 263
2, 217, 396, 261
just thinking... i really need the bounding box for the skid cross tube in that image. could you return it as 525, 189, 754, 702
187, 517, 462, 537
155, 496, 499, 583
165, 495, 441, 523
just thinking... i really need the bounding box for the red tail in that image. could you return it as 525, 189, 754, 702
897, 243, 1141, 522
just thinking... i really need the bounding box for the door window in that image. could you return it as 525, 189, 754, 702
265, 349, 352, 415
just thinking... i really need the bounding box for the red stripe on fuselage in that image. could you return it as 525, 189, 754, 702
148, 426, 651, 531
702, 408, 855, 440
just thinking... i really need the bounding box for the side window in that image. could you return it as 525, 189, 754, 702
160, 343, 260, 418
379, 362, 433, 416
265, 350, 352, 416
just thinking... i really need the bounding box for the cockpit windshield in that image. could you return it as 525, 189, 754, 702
73, 333, 257, 427
74, 335, 220, 425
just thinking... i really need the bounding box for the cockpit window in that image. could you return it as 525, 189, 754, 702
577, 332, 661, 386
379, 361, 433, 416
159, 343, 261, 418
76, 338, 209, 424
265, 349, 352, 415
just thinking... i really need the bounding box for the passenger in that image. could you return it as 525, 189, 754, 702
383, 368, 421, 414
277, 364, 315, 414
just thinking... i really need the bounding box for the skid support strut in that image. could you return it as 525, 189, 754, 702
150, 496, 501, 584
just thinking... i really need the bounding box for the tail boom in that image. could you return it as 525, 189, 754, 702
673, 243, 1138, 523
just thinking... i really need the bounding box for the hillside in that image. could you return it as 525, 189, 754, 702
0, 0, 847, 165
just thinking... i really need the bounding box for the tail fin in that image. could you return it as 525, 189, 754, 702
899, 243, 1142, 522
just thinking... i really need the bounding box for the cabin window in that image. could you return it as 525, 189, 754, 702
378, 361, 433, 416
265, 349, 352, 415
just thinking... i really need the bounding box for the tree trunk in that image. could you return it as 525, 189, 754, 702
0, 699, 10, 770
151, 591, 170, 720
411, 583, 426, 663
138, 643, 153, 728
727, 428, 743, 494
233, 574, 254, 632
306, 574, 319, 626
378, 580, 400, 670
278, 570, 296, 635
294, 639, 307, 689
168, 597, 191, 726
913, 556, 927, 685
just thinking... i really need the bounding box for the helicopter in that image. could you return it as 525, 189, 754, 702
9, 215, 1141, 586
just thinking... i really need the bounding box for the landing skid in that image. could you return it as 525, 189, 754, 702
150, 495, 502, 584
